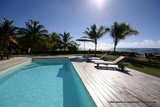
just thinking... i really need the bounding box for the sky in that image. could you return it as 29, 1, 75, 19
0, 0, 160, 50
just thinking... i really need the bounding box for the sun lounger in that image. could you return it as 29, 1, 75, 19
94, 56, 125, 71
86, 53, 107, 62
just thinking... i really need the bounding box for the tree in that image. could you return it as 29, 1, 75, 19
109, 22, 139, 52
60, 32, 73, 51
50, 32, 61, 50
0, 18, 18, 51
84, 24, 109, 56
18, 19, 48, 53
68, 41, 79, 52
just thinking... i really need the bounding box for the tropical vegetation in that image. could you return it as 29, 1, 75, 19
109, 22, 139, 52
0, 18, 140, 55
50, 32, 61, 50
60, 32, 73, 51
0, 18, 79, 53
18, 20, 48, 53
0, 18, 18, 51
84, 24, 109, 56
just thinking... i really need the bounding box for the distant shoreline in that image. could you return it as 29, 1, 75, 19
115, 48, 160, 54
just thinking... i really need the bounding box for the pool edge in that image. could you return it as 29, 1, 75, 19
69, 59, 97, 107
0, 58, 32, 78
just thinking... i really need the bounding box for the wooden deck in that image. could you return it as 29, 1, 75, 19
0, 57, 31, 75
71, 57, 160, 107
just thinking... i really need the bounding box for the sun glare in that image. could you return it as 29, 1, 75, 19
91, 0, 105, 8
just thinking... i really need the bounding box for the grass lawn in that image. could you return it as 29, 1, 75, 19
98, 54, 160, 78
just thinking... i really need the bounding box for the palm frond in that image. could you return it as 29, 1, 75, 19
109, 21, 139, 51
0, 18, 18, 50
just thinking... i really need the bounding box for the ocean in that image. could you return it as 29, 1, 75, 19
115, 48, 160, 54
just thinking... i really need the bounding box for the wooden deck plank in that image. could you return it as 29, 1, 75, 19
80, 67, 118, 107
71, 57, 160, 107
94, 65, 159, 104
75, 62, 135, 107
85, 63, 143, 107
85, 66, 151, 107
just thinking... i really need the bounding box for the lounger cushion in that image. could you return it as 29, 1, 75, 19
94, 60, 114, 64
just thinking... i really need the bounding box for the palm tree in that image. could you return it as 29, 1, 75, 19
60, 32, 73, 51
109, 22, 139, 52
0, 18, 18, 51
84, 24, 109, 56
68, 41, 79, 51
50, 32, 61, 50
19, 19, 48, 52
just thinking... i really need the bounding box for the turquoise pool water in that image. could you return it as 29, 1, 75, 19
0, 58, 96, 107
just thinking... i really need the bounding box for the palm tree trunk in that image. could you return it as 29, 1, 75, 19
95, 43, 97, 56
113, 40, 117, 52
113, 44, 116, 52
64, 45, 66, 51
95, 39, 97, 56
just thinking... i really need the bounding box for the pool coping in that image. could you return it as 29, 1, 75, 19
0, 57, 32, 77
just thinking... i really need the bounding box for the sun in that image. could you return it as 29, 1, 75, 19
91, 0, 105, 8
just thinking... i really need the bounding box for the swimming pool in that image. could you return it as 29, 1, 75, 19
0, 58, 96, 107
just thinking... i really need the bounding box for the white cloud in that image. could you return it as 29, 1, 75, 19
118, 40, 160, 48
78, 40, 160, 50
